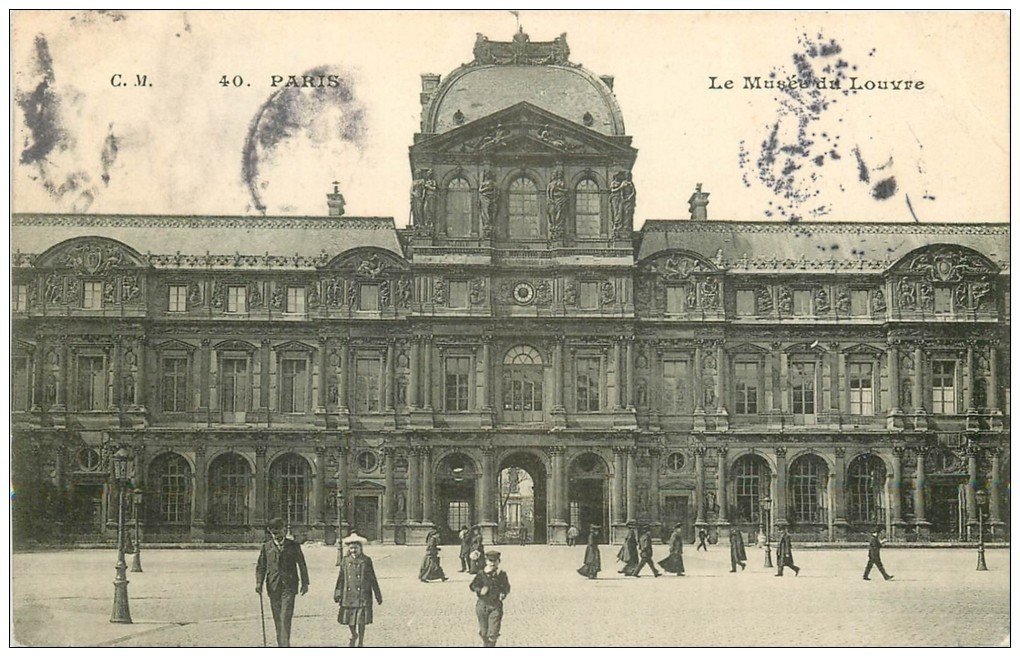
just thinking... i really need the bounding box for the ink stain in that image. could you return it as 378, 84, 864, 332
871, 176, 897, 200
17, 35, 64, 166
100, 123, 119, 186
852, 146, 870, 183
242, 66, 367, 214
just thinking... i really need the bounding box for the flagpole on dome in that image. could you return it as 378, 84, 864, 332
510, 10, 521, 34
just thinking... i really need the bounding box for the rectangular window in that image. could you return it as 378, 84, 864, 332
666, 286, 687, 314
793, 290, 812, 316
358, 284, 379, 311
662, 359, 690, 414
447, 501, 471, 530
280, 359, 308, 413
931, 360, 956, 414
226, 286, 246, 313
575, 356, 601, 412
448, 280, 469, 309
579, 281, 599, 310
220, 357, 250, 412
569, 501, 581, 529
168, 285, 188, 312
83, 281, 103, 310
791, 361, 816, 414
12, 357, 31, 411
12, 285, 29, 312
850, 289, 869, 316
733, 361, 759, 415
736, 290, 755, 316
355, 358, 382, 413
848, 362, 874, 415
77, 355, 105, 410
934, 287, 953, 313
286, 286, 306, 314
161, 357, 189, 413
444, 356, 471, 412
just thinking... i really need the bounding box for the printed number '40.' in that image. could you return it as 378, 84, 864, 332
219, 75, 245, 87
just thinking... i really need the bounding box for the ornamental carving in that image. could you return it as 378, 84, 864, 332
471, 30, 571, 67
871, 287, 886, 313
247, 281, 264, 309
897, 279, 916, 309
478, 170, 497, 238
188, 282, 203, 308
814, 287, 830, 313
45, 274, 63, 304
563, 280, 578, 306
103, 281, 116, 304
777, 285, 793, 314
469, 278, 486, 305
433, 278, 446, 305
307, 282, 321, 308
908, 248, 992, 283
379, 280, 391, 307
396, 278, 412, 308
270, 284, 285, 310
464, 124, 512, 152
918, 282, 933, 311
62, 243, 125, 275
599, 281, 615, 307
355, 253, 387, 278
609, 170, 636, 236
535, 280, 553, 307
754, 285, 773, 312
410, 169, 437, 234
835, 287, 850, 315
325, 278, 344, 307
701, 277, 720, 309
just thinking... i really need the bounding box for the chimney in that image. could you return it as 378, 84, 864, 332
599, 75, 615, 91
688, 183, 710, 221
420, 73, 441, 105
327, 181, 346, 217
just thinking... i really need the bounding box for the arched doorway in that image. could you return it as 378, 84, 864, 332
728, 453, 772, 536
846, 454, 887, 532
268, 453, 311, 532
788, 453, 830, 537
208, 452, 252, 534
436, 452, 477, 544
497, 451, 548, 544
568, 453, 610, 544
148, 452, 193, 538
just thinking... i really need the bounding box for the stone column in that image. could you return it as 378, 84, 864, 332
771, 344, 783, 413
612, 446, 626, 536
891, 446, 905, 538
408, 447, 422, 523
479, 445, 497, 543
317, 336, 329, 412
774, 446, 788, 527
423, 336, 434, 410
112, 336, 123, 408
626, 448, 638, 525
385, 341, 395, 411
338, 339, 350, 414
716, 446, 729, 527
382, 447, 396, 535
625, 337, 635, 408
612, 338, 623, 409
988, 447, 1003, 535
312, 446, 327, 537
337, 444, 350, 533
421, 446, 434, 526
694, 446, 706, 525
693, 347, 705, 413
481, 337, 492, 413
260, 339, 271, 417
988, 346, 999, 412
200, 339, 211, 410
649, 448, 661, 529
57, 338, 69, 408
965, 347, 975, 410
832, 447, 847, 539
192, 446, 208, 539
887, 343, 900, 414
408, 336, 420, 409
253, 445, 268, 533
914, 447, 929, 538
912, 346, 924, 413
553, 336, 565, 410
966, 445, 979, 539
715, 346, 727, 414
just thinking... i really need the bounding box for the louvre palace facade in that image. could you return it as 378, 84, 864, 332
10, 30, 1010, 546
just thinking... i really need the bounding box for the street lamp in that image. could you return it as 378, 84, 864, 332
761, 496, 773, 568
975, 489, 988, 571
111, 447, 133, 624
130, 488, 143, 573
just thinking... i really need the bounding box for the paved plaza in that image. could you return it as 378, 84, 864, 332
11, 543, 1010, 647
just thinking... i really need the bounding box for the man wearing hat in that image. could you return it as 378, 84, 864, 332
255, 517, 309, 647
633, 525, 662, 577
334, 532, 383, 647
729, 527, 747, 573
775, 526, 800, 577
469, 550, 511, 647
863, 526, 894, 581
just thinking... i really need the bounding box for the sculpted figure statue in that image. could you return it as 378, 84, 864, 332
610, 170, 636, 234
410, 169, 437, 233
546, 167, 568, 240
478, 170, 498, 237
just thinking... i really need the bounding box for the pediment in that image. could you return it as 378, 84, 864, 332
640, 250, 720, 278
843, 343, 884, 357
414, 102, 635, 158
36, 236, 148, 274
324, 247, 407, 275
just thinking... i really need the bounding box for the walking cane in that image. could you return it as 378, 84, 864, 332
258, 589, 267, 647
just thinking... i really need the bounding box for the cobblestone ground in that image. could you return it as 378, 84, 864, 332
11, 544, 1009, 647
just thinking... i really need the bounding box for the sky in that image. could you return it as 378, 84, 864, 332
10, 10, 1010, 224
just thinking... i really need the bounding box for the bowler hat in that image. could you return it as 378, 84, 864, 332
267, 517, 285, 531
485, 551, 501, 561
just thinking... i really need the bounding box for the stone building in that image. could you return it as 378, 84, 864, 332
10, 29, 1010, 546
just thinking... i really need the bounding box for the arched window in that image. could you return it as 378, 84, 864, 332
150, 453, 192, 526
732, 454, 769, 524
445, 177, 473, 237
502, 345, 544, 422
575, 179, 601, 237
269, 453, 310, 525
789, 454, 829, 524
508, 177, 540, 239
209, 453, 250, 525
847, 454, 886, 525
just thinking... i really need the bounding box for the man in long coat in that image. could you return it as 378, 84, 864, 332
469, 551, 511, 647
458, 526, 471, 572
658, 523, 686, 576
633, 525, 662, 577
255, 517, 309, 647
334, 533, 383, 647
419, 528, 448, 582
577, 525, 602, 579
863, 527, 894, 581
617, 523, 639, 576
775, 527, 800, 576
729, 529, 747, 573
468, 526, 486, 574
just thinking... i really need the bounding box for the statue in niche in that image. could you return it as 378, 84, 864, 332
609, 170, 636, 235
918, 282, 934, 311
410, 169, 438, 233
814, 287, 830, 313
546, 167, 568, 240
871, 288, 886, 313
897, 279, 916, 309
971, 279, 992, 307
701, 277, 719, 308
478, 170, 498, 238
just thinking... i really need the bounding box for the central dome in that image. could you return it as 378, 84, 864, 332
420, 30, 626, 136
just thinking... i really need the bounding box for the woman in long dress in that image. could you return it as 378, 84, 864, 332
468, 526, 486, 574
577, 526, 602, 579
617, 524, 639, 576
419, 528, 448, 582
658, 523, 686, 576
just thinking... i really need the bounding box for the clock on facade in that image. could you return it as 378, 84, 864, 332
512, 281, 535, 305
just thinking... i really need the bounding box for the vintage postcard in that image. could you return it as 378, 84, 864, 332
8, 9, 1010, 648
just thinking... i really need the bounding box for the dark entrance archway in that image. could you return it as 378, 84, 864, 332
568, 453, 610, 544
436, 452, 477, 544
497, 451, 548, 544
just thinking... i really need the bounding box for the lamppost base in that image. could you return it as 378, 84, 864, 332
130, 553, 143, 573
764, 547, 773, 568
976, 547, 988, 571
111, 578, 133, 624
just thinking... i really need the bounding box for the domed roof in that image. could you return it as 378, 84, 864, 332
421, 30, 626, 137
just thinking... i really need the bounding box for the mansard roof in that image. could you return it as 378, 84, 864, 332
10, 214, 403, 269
637, 220, 1010, 275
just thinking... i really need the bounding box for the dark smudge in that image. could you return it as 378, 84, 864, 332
17, 35, 64, 166
852, 146, 870, 183
100, 123, 119, 185
871, 176, 897, 200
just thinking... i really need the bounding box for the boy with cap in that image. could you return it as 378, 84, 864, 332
469, 550, 511, 647
255, 517, 309, 647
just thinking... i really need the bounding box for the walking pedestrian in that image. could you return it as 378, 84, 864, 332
469, 551, 511, 647
617, 522, 639, 576
775, 527, 800, 576
633, 525, 662, 577
334, 532, 383, 647
729, 529, 747, 573
863, 526, 894, 581
657, 523, 686, 576
458, 525, 471, 572
468, 525, 486, 574
518, 525, 529, 546
577, 525, 602, 579
255, 517, 309, 647
566, 524, 580, 547
419, 528, 448, 582
696, 527, 709, 551
755, 525, 768, 549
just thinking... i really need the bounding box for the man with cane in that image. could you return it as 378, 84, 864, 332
256, 517, 310, 647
